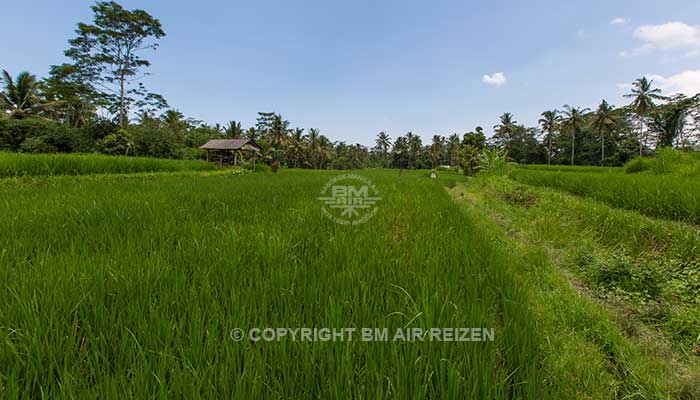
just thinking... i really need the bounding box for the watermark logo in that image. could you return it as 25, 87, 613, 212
317, 174, 381, 225
230, 327, 495, 343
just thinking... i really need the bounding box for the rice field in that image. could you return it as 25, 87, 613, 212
0, 152, 217, 177
0, 169, 540, 398
510, 168, 700, 224
2, 154, 699, 399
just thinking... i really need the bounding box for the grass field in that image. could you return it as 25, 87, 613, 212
0, 168, 542, 398
510, 168, 700, 224
0, 152, 218, 177
1, 154, 699, 398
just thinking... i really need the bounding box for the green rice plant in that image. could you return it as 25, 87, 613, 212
0, 169, 540, 398
517, 164, 624, 174
510, 169, 700, 224
0, 152, 218, 177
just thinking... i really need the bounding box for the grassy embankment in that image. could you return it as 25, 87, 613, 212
0, 152, 218, 178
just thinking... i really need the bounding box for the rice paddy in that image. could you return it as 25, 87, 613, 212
1, 155, 698, 398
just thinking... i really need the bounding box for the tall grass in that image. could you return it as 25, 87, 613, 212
516, 164, 623, 174
624, 148, 700, 176
510, 169, 700, 224
0, 170, 540, 398
0, 152, 217, 177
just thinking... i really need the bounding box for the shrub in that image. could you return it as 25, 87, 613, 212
98, 129, 133, 156
130, 126, 181, 159
0, 118, 76, 152
625, 157, 650, 174
591, 253, 663, 301
19, 136, 58, 154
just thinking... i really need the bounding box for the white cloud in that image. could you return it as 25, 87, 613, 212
623, 21, 700, 56
482, 72, 506, 87
648, 70, 700, 96
616, 70, 700, 97
610, 17, 627, 25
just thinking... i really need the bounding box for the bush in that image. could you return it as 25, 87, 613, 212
19, 136, 58, 153
590, 253, 663, 301
0, 118, 77, 153
98, 129, 133, 156
130, 126, 181, 159
625, 157, 651, 174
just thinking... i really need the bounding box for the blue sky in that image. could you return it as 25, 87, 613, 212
3, 0, 700, 146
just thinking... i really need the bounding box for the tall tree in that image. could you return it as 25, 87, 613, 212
374, 131, 392, 167
63, 1, 167, 127
429, 135, 444, 168
538, 110, 560, 164
561, 105, 589, 165
492, 112, 517, 150
591, 100, 621, 165
446, 134, 461, 167
0, 70, 41, 118
405, 132, 422, 169
625, 77, 665, 156
649, 94, 694, 148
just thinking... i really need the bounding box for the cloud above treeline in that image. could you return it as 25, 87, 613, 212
621, 21, 700, 56
482, 72, 506, 87
617, 70, 700, 97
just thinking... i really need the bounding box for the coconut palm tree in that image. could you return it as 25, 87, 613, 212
561, 105, 589, 166
286, 127, 307, 168
405, 132, 422, 169
0, 70, 41, 118
591, 100, 621, 165
269, 114, 289, 147
224, 120, 244, 138
625, 77, 665, 156
317, 135, 333, 169
447, 133, 461, 167
375, 131, 392, 167
429, 135, 444, 168
538, 110, 560, 164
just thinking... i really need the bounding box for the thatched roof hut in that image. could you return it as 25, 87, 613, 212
199, 139, 261, 168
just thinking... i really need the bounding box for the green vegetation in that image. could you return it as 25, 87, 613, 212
452, 182, 700, 398
0, 152, 218, 177
1, 170, 543, 398
509, 155, 700, 224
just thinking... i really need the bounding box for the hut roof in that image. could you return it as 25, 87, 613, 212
199, 139, 260, 151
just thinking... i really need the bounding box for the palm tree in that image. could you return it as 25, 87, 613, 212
591, 100, 621, 165
0, 70, 41, 118
317, 135, 333, 169
625, 77, 665, 156
447, 133, 461, 167
286, 127, 306, 168
538, 110, 560, 164
244, 127, 259, 141
224, 120, 244, 138
429, 135, 444, 169
375, 131, 392, 167
493, 112, 517, 150
161, 109, 188, 135
561, 105, 589, 166
269, 114, 289, 147
405, 132, 422, 169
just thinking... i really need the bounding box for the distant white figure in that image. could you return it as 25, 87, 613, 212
430, 172, 437, 179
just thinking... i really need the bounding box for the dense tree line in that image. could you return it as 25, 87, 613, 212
2, 2, 699, 169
